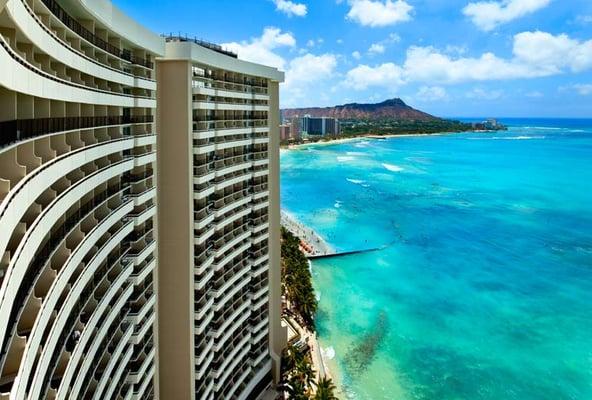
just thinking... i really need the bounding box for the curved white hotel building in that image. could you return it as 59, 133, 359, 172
0, 0, 159, 399
0, 1, 284, 400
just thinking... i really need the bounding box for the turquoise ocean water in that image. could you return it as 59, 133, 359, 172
280, 119, 592, 400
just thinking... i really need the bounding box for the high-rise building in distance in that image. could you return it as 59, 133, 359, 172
289, 116, 302, 141
280, 124, 291, 141
0, 1, 284, 400
299, 115, 341, 137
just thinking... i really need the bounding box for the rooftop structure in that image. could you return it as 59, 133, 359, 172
162, 34, 238, 59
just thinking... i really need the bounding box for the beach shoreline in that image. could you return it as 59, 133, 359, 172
281, 210, 333, 256
282, 132, 452, 151
281, 210, 346, 397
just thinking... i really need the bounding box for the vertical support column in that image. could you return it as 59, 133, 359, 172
0, 88, 16, 122
16, 93, 33, 121
155, 59, 195, 400
267, 80, 287, 385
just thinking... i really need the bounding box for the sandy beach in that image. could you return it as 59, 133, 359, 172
281, 211, 333, 256
282, 132, 448, 151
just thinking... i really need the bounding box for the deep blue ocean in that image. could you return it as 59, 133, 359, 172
280, 119, 592, 400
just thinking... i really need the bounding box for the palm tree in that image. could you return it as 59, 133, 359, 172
314, 377, 338, 400
299, 290, 317, 328
283, 344, 304, 372
281, 227, 318, 330
287, 379, 309, 400
295, 358, 315, 389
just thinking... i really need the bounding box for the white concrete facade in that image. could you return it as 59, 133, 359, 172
0, 0, 160, 399
1, 2, 285, 400
157, 39, 285, 400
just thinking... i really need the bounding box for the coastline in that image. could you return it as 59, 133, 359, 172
281, 210, 344, 397
282, 132, 450, 151
281, 211, 333, 256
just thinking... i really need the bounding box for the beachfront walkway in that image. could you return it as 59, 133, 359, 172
284, 314, 331, 385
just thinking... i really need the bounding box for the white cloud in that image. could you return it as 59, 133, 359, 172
576, 15, 592, 24
367, 33, 401, 55
377, 33, 401, 45
445, 45, 468, 55
306, 38, 324, 48
416, 86, 448, 102
513, 31, 592, 73
282, 53, 339, 106
466, 87, 504, 100
525, 90, 544, 98
344, 63, 405, 89
463, 0, 551, 31
273, 0, 307, 17
352, 51, 362, 60
343, 31, 592, 89
571, 83, 592, 96
222, 27, 295, 70
368, 43, 386, 54
347, 0, 413, 27
403, 45, 544, 84
285, 53, 338, 85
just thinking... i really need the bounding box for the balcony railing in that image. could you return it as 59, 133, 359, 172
192, 99, 269, 107
193, 73, 268, 89
193, 119, 268, 132
164, 35, 237, 59
41, 0, 153, 68
0, 115, 153, 149
192, 79, 268, 95
0, 183, 130, 375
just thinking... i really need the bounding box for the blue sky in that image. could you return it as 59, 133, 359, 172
115, 0, 592, 117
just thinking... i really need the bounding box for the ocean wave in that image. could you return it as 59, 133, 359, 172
406, 156, 431, 164
346, 178, 365, 185
321, 346, 336, 360
382, 163, 404, 172
467, 136, 545, 140
337, 156, 355, 162
454, 200, 473, 208
507, 136, 546, 140
346, 151, 366, 156
576, 246, 592, 254
522, 126, 562, 130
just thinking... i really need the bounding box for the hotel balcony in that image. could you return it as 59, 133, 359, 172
0, 115, 154, 150
193, 118, 268, 133
193, 99, 269, 113
35, 0, 154, 70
